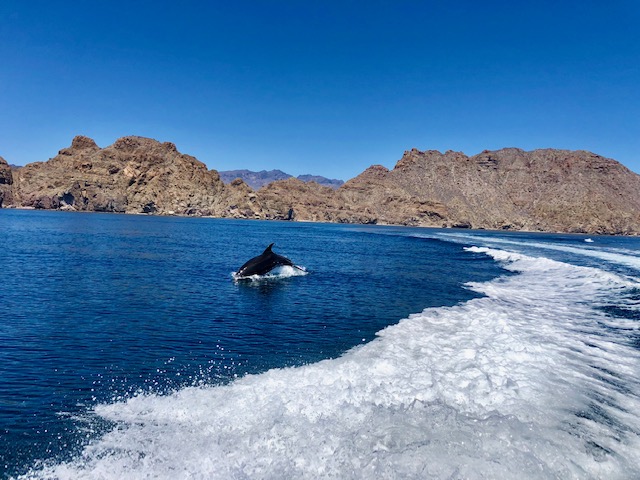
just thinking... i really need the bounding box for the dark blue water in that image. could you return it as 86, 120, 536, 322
0, 210, 501, 478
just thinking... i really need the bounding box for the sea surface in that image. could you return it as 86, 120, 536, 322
1, 210, 639, 479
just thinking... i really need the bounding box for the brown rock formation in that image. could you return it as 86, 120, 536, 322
0, 156, 13, 207
246, 148, 640, 234
335, 164, 449, 226
256, 178, 340, 222
359, 148, 640, 234
223, 178, 265, 219
11, 135, 229, 215
3, 137, 640, 235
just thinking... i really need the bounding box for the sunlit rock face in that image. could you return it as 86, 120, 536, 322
323, 148, 640, 234
260, 148, 640, 234
11, 136, 230, 215
0, 156, 13, 207
6, 139, 640, 234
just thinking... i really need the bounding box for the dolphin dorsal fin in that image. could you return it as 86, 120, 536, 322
262, 243, 275, 254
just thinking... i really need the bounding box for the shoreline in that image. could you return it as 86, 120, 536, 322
1, 205, 636, 237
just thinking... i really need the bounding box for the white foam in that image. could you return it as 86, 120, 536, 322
429, 231, 640, 274
23, 249, 640, 479
231, 265, 308, 282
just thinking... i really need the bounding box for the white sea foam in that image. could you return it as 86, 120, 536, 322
231, 265, 308, 282
23, 249, 640, 479
429, 231, 640, 273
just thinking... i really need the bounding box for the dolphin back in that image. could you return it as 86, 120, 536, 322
272, 253, 294, 267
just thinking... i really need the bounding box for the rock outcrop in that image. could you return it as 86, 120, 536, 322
358, 148, 640, 234
246, 148, 640, 234
3, 137, 640, 234
11, 136, 230, 215
256, 178, 341, 222
223, 178, 266, 219
0, 156, 13, 208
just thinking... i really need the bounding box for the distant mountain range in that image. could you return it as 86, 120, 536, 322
218, 169, 344, 190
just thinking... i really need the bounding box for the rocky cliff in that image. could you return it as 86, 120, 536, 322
11, 136, 235, 215
374, 148, 640, 234
256, 178, 341, 222
3, 137, 639, 234
0, 156, 13, 208
251, 148, 640, 234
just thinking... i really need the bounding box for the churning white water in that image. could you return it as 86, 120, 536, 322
232, 265, 309, 282
23, 248, 640, 479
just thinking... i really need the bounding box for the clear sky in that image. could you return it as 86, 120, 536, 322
1, 1, 638, 180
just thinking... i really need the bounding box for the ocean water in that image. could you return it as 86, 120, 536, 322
0, 211, 639, 479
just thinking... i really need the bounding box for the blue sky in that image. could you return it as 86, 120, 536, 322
1, 1, 638, 180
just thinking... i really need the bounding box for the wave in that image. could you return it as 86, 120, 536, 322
428, 231, 640, 274
22, 248, 640, 479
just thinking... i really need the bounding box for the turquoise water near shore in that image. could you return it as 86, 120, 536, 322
1, 210, 639, 478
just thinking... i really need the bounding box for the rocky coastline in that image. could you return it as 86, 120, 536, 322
2, 136, 639, 235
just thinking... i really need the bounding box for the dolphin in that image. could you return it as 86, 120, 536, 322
234, 243, 303, 279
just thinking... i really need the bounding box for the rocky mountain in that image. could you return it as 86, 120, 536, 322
2, 136, 639, 234
252, 148, 640, 234
10, 136, 238, 216
219, 169, 344, 190
330, 148, 640, 234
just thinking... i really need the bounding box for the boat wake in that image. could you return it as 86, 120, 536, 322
22, 247, 640, 479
